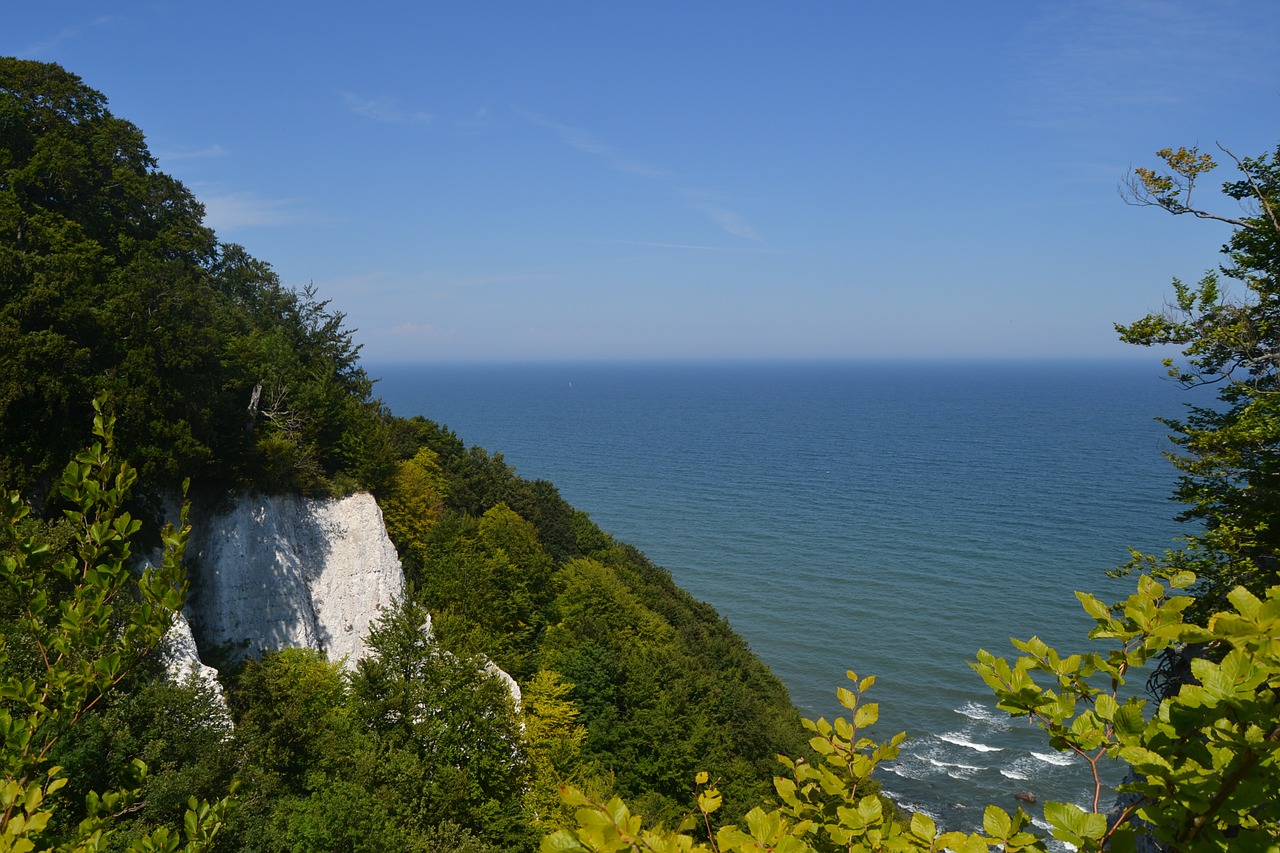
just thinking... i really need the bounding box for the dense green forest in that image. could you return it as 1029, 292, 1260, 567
3, 59, 1278, 853
0, 59, 809, 852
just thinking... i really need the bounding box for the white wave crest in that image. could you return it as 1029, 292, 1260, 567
1000, 768, 1028, 780
954, 701, 1010, 727
937, 733, 1003, 753
1032, 751, 1074, 766
927, 758, 981, 771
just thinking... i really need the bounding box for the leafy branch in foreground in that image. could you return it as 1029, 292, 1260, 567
0, 401, 234, 852
542, 671, 1033, 853
544, 570, 1279, 853
976, 572, 1278, 851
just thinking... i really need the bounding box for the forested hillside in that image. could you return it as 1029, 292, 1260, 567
0, 58, 809, 852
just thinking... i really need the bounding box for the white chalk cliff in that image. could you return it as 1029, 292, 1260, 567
182, 492, 404, 669
161, 491, 521, 715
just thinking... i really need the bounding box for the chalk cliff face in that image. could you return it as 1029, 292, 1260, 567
182, 492, 404, 669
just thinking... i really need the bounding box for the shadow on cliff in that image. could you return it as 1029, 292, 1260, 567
182, 492, 337, 668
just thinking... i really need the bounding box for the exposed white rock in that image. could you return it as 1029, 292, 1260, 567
184, 492, 404, 669
160, 609, 224, 689
485, 661, 523, 714
158, 610, 231, 725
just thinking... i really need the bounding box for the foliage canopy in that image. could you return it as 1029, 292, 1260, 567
0, 404, 233, 852
0, 58, 388, 499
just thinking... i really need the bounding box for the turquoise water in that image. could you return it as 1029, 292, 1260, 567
374, 359, 1187, 837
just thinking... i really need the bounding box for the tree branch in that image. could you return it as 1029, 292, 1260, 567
1217, 142, 1280, 233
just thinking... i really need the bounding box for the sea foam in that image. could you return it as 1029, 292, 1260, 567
938, 733, 1002, 753
954, 701, 1010, 727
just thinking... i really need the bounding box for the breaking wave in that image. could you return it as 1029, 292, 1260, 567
938, 733, 1003, 753
954, 701, 1011, 728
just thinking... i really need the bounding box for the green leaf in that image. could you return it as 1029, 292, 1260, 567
983, 805, 1012, 839
1112, 700, 1147, 740
834, 716, 854, 740
1044, 801, 1093, 847
910, 811, 936, 840
1227, 586, 1262, 618
541, 830, 587, 852
856, 794, 883, 826
1077, 591, 1111, 621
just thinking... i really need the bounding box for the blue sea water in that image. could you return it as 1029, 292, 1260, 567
373, 358, 1188, 838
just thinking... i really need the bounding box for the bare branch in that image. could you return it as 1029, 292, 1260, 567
1217, 142, 1280, 233
1120, 147, 1254, 229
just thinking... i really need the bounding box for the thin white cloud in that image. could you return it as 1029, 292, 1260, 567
339, 91, 432, 124
463, 273, 562, 288
1012, 0, 1270, 129
519, 109, 764, 242
157, 144, 228, 162
686, 197, 761, 242
519, 109, 669, 179
18, 15, 117, 58
682, 197, 762, 243
201, 192, 312, 229
603, 239, 778, 252
454, 107, 500, 135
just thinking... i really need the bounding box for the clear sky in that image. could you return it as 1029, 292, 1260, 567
7, 2, 1278, 362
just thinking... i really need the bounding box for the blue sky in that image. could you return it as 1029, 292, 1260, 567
8, 2, 1279, 361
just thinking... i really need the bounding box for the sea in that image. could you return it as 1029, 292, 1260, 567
373, 358, 1189, 842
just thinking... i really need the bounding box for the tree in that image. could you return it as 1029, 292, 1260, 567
221, 648, 414, 853
378, 446, 450, 553
1117, 143, 1280, 618
349, 598, 533, 849
0, 402, 233, 852
0, 58, 387, 500
0, 58, 226, 493
521, 670, 594, 832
